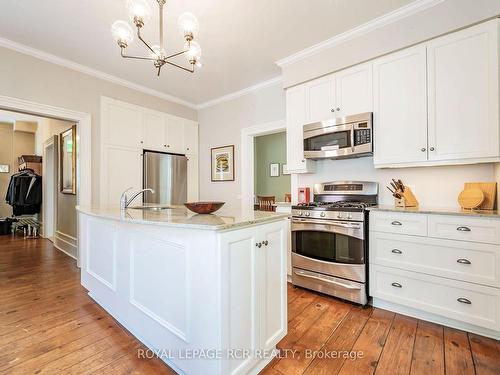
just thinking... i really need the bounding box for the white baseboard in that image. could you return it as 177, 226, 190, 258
372, 297, 500, 340
54, 230, 77, 259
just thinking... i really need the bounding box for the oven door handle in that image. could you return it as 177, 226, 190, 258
292, 219, 361, 229
293, 270, 362, 290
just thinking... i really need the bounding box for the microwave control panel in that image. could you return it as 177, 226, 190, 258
354, 127, 371, 145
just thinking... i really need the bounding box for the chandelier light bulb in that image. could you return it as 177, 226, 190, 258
178, 12, 199, 40
111, 20, 134, 47
184, 41, 202, 63
127, 0, 151, 25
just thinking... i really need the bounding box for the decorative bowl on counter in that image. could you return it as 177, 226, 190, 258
184, 201, 225, 214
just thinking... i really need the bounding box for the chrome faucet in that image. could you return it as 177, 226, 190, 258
120, 187, 155, 210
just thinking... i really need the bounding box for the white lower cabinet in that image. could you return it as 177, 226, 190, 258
369, 210, 500, 338
219, 220, 288, 375
370, 264, 500, 331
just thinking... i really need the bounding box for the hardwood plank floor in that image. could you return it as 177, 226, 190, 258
1, 235, 500, 374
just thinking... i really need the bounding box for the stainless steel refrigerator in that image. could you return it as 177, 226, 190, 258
143, 151, 187, 205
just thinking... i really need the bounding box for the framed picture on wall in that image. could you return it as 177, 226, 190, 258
269, 163, 280, 177
60, 125, 77, 194
211, 145, 234, 182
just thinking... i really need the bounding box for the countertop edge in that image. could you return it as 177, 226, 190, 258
367, 205, 500, 219
76, 206, 290, 231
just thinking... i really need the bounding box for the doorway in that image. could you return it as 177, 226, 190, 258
253, 131, 291, 211
0, 94, 91, 267
241, 119, 297, 211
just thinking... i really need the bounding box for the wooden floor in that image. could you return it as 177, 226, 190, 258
1, 236, 499, 374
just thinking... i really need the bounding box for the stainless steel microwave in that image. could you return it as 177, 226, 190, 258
303, 112, 373, 160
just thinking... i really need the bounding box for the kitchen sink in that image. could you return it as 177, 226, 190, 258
127, 206, 173, 211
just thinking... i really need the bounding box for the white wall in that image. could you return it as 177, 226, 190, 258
0, 46, 197, 205
281, 0, 500, 88
297, 158, 496, 209
198, 83, 285, 208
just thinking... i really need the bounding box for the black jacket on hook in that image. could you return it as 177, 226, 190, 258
5, 170, 42, 216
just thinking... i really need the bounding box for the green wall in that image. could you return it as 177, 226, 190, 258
254, 132, 290, 202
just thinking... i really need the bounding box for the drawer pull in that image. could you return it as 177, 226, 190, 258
457, 258, 471, 265
391, 282, 402, 288
391, 221, 402, 226
457, 297, 472, 305
456, 226, 471, 232
391, 249, 402, 254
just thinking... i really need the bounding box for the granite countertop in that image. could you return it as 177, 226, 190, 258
76, 205, 290, 231
367, 205, 500, 219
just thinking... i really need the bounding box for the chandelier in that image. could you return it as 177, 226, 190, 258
111, 0, 201, 76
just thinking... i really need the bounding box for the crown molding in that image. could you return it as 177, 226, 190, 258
0, 36, 198, 110
196, 76, 282, 110
276, 0, 445, 68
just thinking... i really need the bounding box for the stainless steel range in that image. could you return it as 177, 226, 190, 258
291, 181, 378, 305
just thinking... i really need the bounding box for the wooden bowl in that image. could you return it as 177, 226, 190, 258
184, 201, 225, 214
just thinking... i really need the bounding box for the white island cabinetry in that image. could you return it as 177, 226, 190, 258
78, 207, 288, 375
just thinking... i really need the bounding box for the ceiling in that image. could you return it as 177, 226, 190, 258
0, 0, 415, 105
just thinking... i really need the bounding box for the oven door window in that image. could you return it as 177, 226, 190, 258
303, 130, 351, 151
292, 230, 364, 264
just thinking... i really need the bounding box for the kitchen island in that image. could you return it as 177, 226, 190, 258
77, 206, 289, 375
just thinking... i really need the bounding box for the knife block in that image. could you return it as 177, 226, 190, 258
395, 186, 419, 208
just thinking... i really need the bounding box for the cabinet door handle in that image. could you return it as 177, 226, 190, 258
255, 242, 262, 248
336, 107, 340, 111
457, 297, 471, 305
262, 240, 269, 246
331, 108, 335, 112
430, 147, 435, 151
391, 221, 402, 226
391, 282, 402, 288
391, 249, 402, 254
421, 147, 426, 152
457, 258, 471, 265
457, 226, 471, 232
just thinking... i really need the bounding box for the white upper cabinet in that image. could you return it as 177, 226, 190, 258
286, 85, 315, 173
104, 99, 143, 149
183, 121, 198, 154
427, 20, 499, 161
335, 63, 373, 117
165, 116, 185, 154
143, 110, 166, 151
304, 63, 373, 123
305, 75, 335, 123
102, 146, 142, 205
373, 45, 428, 165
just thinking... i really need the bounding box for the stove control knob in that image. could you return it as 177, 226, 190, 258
305, 212, 311, 217
347, 213, 353, 219
337, 213, 342, 219
298, 211, 303, 216
320, 212, 326, 218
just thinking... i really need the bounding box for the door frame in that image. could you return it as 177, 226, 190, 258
0, 94, 91, 266
42, 138, 56, 241
240, 119, 296, 210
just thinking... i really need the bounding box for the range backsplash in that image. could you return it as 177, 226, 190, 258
296, 157, 497, 208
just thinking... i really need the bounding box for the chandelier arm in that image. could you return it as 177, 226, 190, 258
137, 28, 157, 55
121, 49, 158, 61
164, 50, 189, 60
164, 60, 195, 73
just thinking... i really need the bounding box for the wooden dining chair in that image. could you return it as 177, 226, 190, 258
284, 193, 291, 203
257, 196, 276, 211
